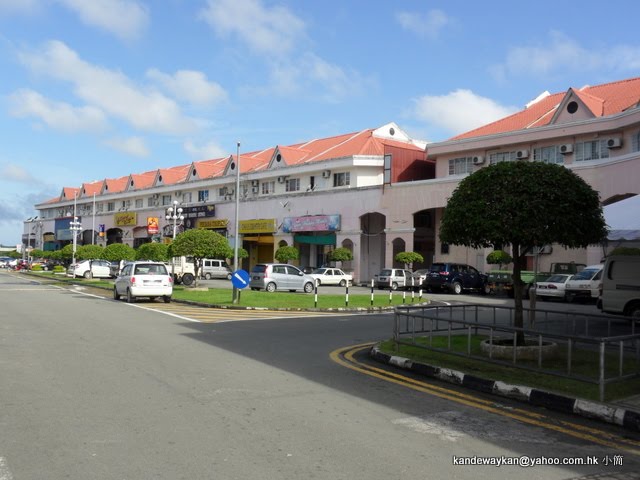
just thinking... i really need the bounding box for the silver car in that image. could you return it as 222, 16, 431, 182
114, 261, 173, 303
249, 263, 316, 293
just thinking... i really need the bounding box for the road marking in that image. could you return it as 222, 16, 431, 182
0, 457, 14, 480
330, 344, 640, 455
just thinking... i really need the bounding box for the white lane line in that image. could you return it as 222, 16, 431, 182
123, 302, 202, 323
0, 457, 14, 480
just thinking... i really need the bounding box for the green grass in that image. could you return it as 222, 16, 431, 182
378, 335, 640, 402
172, 287, 420, 309
24, 271, 422, 309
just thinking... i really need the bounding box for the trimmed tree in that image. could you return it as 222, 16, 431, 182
439, 161, 607, 344
76, 244, 105, 260
395, 251, 424, 269
136, 242, 169, 262
170, 229, 233, 287
486, 250, 513, 269
103, 244, 137, 270
328, 247, 353, 267
274, 246, 299, 264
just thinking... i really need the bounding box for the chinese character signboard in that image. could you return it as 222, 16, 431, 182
282, 214, 340, 232
239, 219, 277, 234
114, 212, 137, 227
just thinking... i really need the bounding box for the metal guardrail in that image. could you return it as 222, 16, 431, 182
393, 305, 640, 401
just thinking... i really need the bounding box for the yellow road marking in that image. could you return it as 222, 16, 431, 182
330, 344, 640, 455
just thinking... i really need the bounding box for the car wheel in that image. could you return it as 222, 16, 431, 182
113, 287, 120, 300
482, 283, 491, 295
339, 279, 347, 287
126, 289, 135, 303
226, 273, 232, 280
84, 271, 92, 279
204, 273, 212, 280
182, 273, 194, 286
452, 282, 463, 295
163, 296, 171, 304
303, 282, 314, 293
391, 282, 398, 291
266, 282, 276, 292
566, 293, 575, 303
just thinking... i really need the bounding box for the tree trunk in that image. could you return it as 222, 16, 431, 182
511, 244, 526, 346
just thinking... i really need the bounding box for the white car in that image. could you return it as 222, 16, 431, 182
309, 268, 353, 287
114, 261, 173, 303
534, 274, 573, 301
67, 259, 111, 279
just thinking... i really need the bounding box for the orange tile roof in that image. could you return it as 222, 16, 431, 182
103, 176, 128, 194
452, 76, 640, 140
62, 187, 79, 201
191, 158, 227, 179
157, 164, 190, 185
80, 181, 102, 197
128, 171, 157, 190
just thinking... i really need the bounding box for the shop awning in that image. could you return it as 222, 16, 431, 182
294, 233, 336, 245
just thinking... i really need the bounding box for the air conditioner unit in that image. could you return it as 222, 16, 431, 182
559, 144, 573, 154
251, 180, 259, 187
322, 170, 331, 178
277, 176, 287, 183
606, 137, 622, 149
515, 149, 529, 160
152, 193, 159, 199
472, 155, 485, 165
125, 200, 131, 207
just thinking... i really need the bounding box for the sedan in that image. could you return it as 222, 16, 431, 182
309, 268, 353, 287
534, 274, 573, 301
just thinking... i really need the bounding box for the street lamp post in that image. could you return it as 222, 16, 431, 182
165, 200, 184, 280
69, 194, 82, 266
232, 141, 241, 304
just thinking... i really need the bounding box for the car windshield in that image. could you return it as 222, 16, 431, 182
572, 268, 600, 280
252, 265, 267, 273
379, 269, 392, 276
134, 264, 168, 275
429, 264, 446, 272
545, 274, 571, 283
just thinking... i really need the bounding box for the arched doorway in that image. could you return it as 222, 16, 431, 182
360, 212, 386, 281
392, 238, 405, 268
413, 209, 435, 269
106, 228, 123, 245
340, 238, 354, 272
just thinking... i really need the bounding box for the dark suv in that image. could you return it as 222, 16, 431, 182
422, 263, 489, 295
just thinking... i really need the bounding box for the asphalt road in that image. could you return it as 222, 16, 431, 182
1, 270, 639, 480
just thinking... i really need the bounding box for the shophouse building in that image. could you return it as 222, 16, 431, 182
26, 77, 640, 283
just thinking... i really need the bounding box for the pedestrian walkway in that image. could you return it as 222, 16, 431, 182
128, 301, 340, 323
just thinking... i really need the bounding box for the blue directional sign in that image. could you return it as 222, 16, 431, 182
231, 269, 250, 289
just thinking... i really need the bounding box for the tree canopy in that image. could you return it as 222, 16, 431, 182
328, 247, 353, 263
103, 243, 136, 263
136, 242, 169, 262
170, 229, 233, 286
395, 251, 424, 269
76, 244, 105, 260
440, 161, 608, 339
274, 245, 299, 263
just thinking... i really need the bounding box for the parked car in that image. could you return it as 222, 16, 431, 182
534, 273, 573, 301
113, 261, 173, 303
598, 255, 640, 318
421, 262, 489, 295
249, 263, 315, 293
67, 259, 112, 279
309, 268, 352, 287
564, 264, 603, 303
374, 268, 416, 290
200, 258, 232, 280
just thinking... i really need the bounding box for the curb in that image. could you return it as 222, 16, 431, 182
370, 345, 640, 433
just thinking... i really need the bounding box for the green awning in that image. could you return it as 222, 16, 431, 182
294, 233, 336, 245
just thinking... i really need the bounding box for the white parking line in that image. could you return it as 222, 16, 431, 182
0, 457, 14, 480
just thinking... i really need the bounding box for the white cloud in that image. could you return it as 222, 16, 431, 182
412, 89, 518, 136
19, 40, 199, 135
103, 136, 149, 157
492, 31, 640, 80
9, 88, 108, 133
147, 69, 228, 106
199, 0, 306, 57
0, 0, 41, 15
0, 163, 39, 184
395, 9, 450, 39
58, 0, 149, 40
183, 139, 227, 160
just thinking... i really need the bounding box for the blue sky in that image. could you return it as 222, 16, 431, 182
2, 0, 640, 246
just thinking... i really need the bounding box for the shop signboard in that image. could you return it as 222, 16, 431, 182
198, 219, 228, 230
55, 217, 76, 241
114, 212, 137, 227
147, 217, 159, 234
239, 219, 277, 234
282, 214, 340, 233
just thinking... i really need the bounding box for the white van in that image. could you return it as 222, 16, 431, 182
598, 255, 640, 318
201, 259, 232, 280
564, 264, 603, 302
